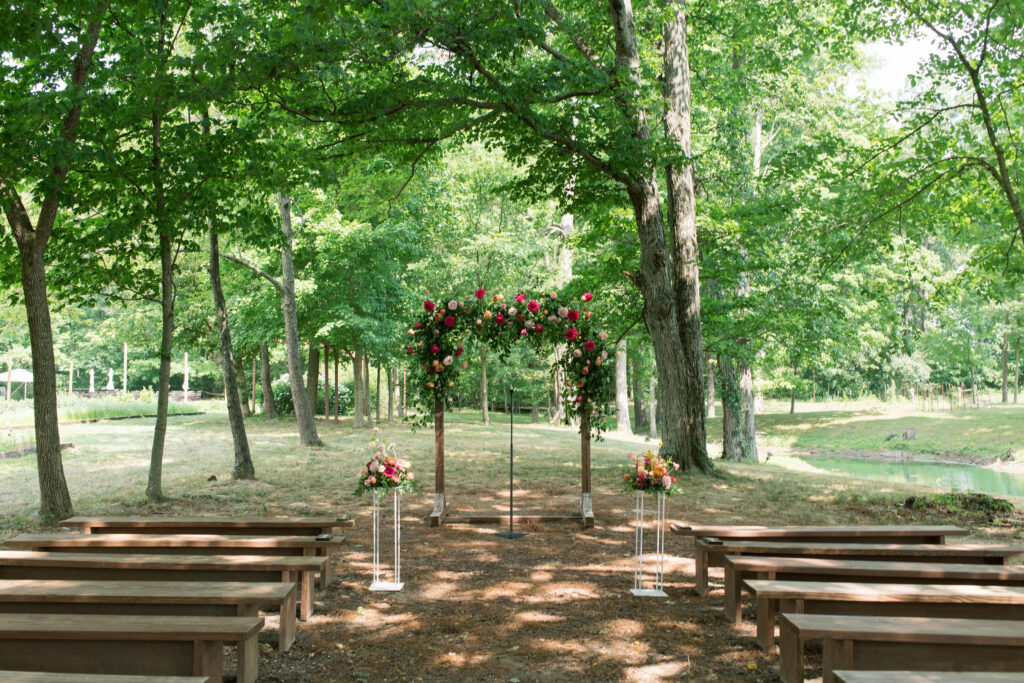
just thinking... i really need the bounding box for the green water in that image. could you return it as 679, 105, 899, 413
798, 456, 1024, 498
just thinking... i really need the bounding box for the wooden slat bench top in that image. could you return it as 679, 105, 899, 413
5, 533, 342, 550
746, 579, 1024, 604
0, 613, 263, 640
673, 524, 968, 539
0, 550, 325, 572
0, 579, 293, 605
780, 613, 1024, 645
726, 556, 1024, 579
61, 515, 354, 531
835, 673, 1024, 683
701, 540, 1024, 558
0, 673, 210, 683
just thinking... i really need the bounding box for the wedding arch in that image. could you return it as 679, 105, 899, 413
405, 288, 614, 527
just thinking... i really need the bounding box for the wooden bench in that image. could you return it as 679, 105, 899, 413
0, 674, 210, 683
0, 614, 263, 683
0, 579, 297, 651
835, 673, 1024, 683
778, 614, 1024, 683
60, 516, 353, 584
747, 579, 1024, 651
0, 550, 325, 620
672, 524, 969, 544
4, 533, 342, 589
723, 556, 1024, 624
692, 539, 1024, 596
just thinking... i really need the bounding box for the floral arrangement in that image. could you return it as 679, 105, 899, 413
622, 450, 679, 495
405, 288, 614, 432
353, 433, 419, 497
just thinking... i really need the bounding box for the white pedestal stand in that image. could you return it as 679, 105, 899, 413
369, 488, 404, 591
630, 490, 667, 597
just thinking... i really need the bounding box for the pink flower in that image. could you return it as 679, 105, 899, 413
557, 306, 568, 318
424, 300, 435, 312
573, 349, 582, 358
495, 313, 506, 324
365, 476, 376, 486
391, 475, 400, 483
527, 300, 540, 313
574, 396, 583, 403
662, 475, 673, 490
549, 292, 558, 299
584, 339, 595, 351
514, 293, 527, 303
407, 472, 415, 481
443, 355, 453, 366
567, 309, 580, 321
598, 331, 608, 340
520, 329, 528, 335
582, 292, 593, 301
444, 315, 455, 327
414, 322, 423, 329
508, 307, 517, 316
406, 345, 413, 355
454, 346, 463, 357
369, 460, 380, 473
383, 465, 396, 477
566, 328, 578, 342
535, 324, 543, 333
475, 288, 486, 299
430, 344, 440, 354
448, 299, 459, 310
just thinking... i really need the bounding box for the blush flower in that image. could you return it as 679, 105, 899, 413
573, 349, 582, 358
508, 307, 517, 316
448, 300, 459, 310
598, 331, 608, 340
557, 306, 569, 318
443, 356, 453, 366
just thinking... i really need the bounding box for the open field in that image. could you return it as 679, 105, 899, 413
0, 410, 1021, 681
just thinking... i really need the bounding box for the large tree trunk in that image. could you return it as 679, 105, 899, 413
353, 348, 364, 428
631, 354, 647, 429
235, 354, 252, 417
148, 229, 174, 503
208, 225, 255, 480
615, 339, 631, 433
306, 342, 320, 417
718, 355, 741, 461
739, 362, 758, 462
648, 374, 657, 439
277, 192, 321, 446
323, 343, 330, 419
661, 0, 710, 470
480, 349, 489, 425
706, 359, 716, 418
260, 343, 277, 418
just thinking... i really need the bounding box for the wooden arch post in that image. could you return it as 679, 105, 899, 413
580, 411, 594, 527
429, 394, 447, 525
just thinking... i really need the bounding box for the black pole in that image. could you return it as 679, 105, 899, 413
498, 387, 525, 538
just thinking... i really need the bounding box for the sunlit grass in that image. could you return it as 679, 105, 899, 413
0, 395, 208, 428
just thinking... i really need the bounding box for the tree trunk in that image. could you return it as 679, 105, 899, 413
648, 374, 657, 439
387, 366, 394, 422
400, 369, 407, 419
334, 354, 340, 421
235, 355, 252, 417
147, 228, 174, 503
550, 345, 566, 424
364, 355, 373, 425
1015, 338, 1020, 404
739, 362, 758, 462
323, 343, 330, 419
374, 362, 381, 424
631, 355, 646, 429
277, 192, 321, 446
208, 225, 254, 480
719, 355, 744, 462
260, 343, 277, 419
480, 349, 489, 425
353, 349, 364, 428
615, 339, 631, 433
1002, 314, 1009, 403
706, 359, 716, 418
306, 342, 319, 417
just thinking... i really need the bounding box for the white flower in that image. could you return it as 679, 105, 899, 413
557, 306, 568, 318
601, 350, 608, 360
508, 307, 517, 316
549, 292, 557, 299
443, 355, 454, 366
573, 349, 582, 358
598, 331, 608, 341
447, 300, 458, 310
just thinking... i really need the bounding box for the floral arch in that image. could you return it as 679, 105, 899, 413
405, 289, 613, 527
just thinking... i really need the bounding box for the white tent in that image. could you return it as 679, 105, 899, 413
1, 368, 33, 399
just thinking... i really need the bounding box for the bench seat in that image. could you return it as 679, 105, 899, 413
723, 556, 1024, 624
747, 579, 1024, 651
834, 673, 1024, 683
0, 672, 210, 683
779, 614, 1024, 683
672, 524, 968, 543
0, 614, 263, 683
693, 539, 1024, 596
0, 579, 297, 651
0, 550, 324, 620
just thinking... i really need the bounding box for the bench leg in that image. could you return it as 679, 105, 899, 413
695, 546, 708, 597
299, 570, 314, 621
319, 548, 332, 588
724, 564, 741, 624
193, 640, 224, 682
235, 630, 260, 683
778, 617, 803, 683
756, 596, 776, 652
821, 638, 853, 683
279, 581, 297, 651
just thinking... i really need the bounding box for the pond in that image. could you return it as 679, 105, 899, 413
797, 456, 1024, 498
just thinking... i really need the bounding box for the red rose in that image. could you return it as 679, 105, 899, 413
565, 328, 578, 342
406, 345, 413, 355
535, 324, 543, 333
527, 300, 540, 313
567, 309, 580, 321
424, 300, 435, 312
584, 339, 595, 351
427, 367, 435, 375
495, 313, 505, 324
444, 315, 455, 327
582, 292, 593, 301
455, 347, 463, 357
475, 288, 486, 299
430, 344, 440, 354
514, 293, 527, 303
414, 321, 423, 329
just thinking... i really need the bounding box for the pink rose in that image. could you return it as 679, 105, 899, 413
392, 475, 400, 483
475, 288, 486, 299
557, 306, 568, 318
582, 292, 593, 301
424, 300, 434, 312
383, 465, 396, 477
566, 328, 578, 342
514, 293, 527, 303
430, 344, 440, 354
495, 313, 505, 324
369, 460, 379, 473
662, 475, 672, 490
407, 472, 415, 481
448, 300, 458, 310
574, 396, 583, 403
366, 476, 376, 485
535, 324, 543, 333
584, 339, 595, 351
567, 309, 580, 321
520, 329, 528, 335
414, 322, 423, 329
443, 356, 453, 366
444, 315, 455, 327
527, 300, 540, 313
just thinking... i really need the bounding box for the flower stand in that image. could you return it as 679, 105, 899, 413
369, 488, 404, 592
631, 490, 667, 597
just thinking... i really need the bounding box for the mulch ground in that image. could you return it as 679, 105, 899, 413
249, 485, 790, 683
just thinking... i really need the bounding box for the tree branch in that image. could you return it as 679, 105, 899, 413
221, 253, 286, 294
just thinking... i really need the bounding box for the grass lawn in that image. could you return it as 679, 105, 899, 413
0, 409, 1021, 681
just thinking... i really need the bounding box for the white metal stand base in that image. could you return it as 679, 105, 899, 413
370, 489, 403, 592
631, 490, 667, 597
